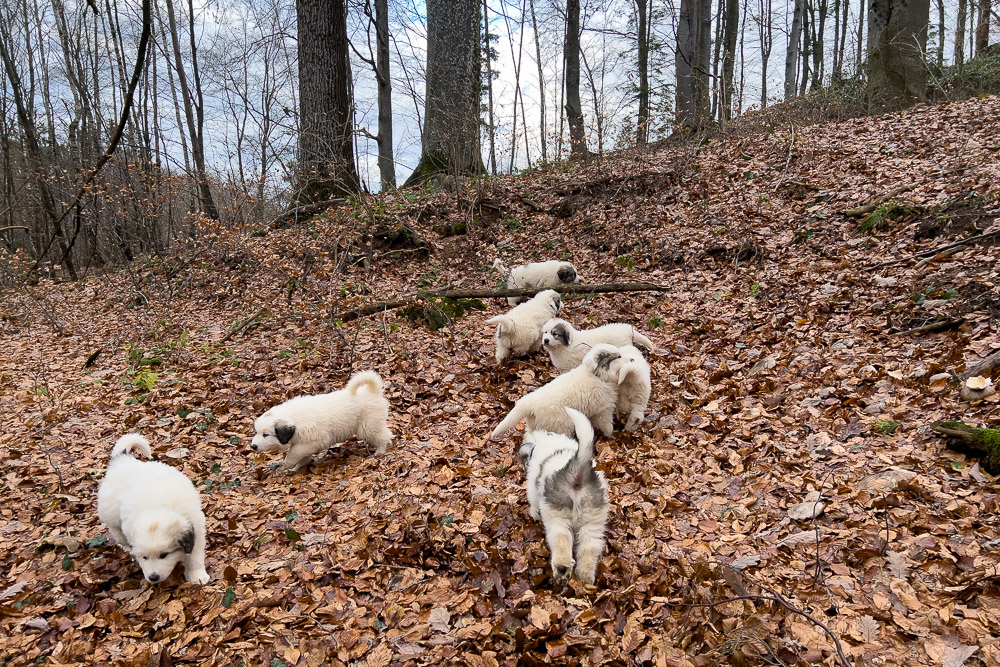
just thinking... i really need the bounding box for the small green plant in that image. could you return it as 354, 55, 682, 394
502, 215, 524, 231
750, 283, 764, 298
223, 586, 238, 608
873, 419, 900, 435
417, 268, 442, 290
615, 254, 635, 269
857, 200, 916, 234
648, 316, 667, 328
402, 297, 486, 331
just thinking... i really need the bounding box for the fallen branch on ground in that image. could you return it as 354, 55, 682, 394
864, 229, 1000, 272
931, 420, 1000, 475
330, 282, 670, 323
219, 308, 268, 344
962, 349, 1000, 381
892, 318, 965, 336
261, 198, 348, 233
842, 183, 918, 217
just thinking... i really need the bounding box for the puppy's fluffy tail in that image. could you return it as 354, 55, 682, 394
347, 371, 384, 396
111, 433, 151, 460
630, 329, 655, 352
486, 314, 514, 338
492, 258, 510, 278
565, 408, 596, 479
491, 404, 527, 439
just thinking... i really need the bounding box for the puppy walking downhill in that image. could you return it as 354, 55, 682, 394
97, 434, 210, 584
493, 258, 581, 305
251, 370, 393, 471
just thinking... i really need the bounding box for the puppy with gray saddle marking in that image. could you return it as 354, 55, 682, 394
519, 407, 609, 586
541, 317, 654, 372
97, 434, 210, 584
251, 370, 392, 470
493, 258, 581, 305
492, 344, 621, 439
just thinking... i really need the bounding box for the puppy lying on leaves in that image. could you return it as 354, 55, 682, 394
519, 407, 609, 586
251, 371, 393, 470
97, 434, 210, 584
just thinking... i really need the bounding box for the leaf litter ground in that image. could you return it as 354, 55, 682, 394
1, 96, 1000, 666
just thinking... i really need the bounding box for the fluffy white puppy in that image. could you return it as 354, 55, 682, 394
541, 318, 655, 372
486, 289, 562, 363
491, 344, 621, 438
97, 434, 210, 584
493, 258, 581, 305
519, 407, 609, 586
251, 371, 392, 470
612, 345, 652, 432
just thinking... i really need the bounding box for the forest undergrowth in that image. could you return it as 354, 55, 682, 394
1, 95, 999, 666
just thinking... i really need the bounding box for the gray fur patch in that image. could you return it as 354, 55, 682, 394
552, 323, 570, 346
594, 351, 619, 373
275, 422, 296, 445
544, 459, 604, 512
178, 525, 195, 554
557, 266, 577, 283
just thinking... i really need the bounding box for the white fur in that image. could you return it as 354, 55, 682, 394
486, 289, 562, 363
491, 344, 622, 438
612, 345, 652, 431
519, 408, 608, 586
251, 371, 393, 470
493, 258, 581, 305
97, 434, 210, 584
541, 318, 655, 372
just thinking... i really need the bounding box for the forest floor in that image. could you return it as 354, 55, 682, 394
1, 96, 1000, 667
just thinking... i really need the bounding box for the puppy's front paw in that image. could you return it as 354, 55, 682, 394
552, 559, 574, 586
575, 565, 597, 586
186, 569, 210, 584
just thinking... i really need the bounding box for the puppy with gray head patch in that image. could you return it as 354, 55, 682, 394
486, 289, 562, 363
492, 343, 621, 439
251, 370, 392, 470
612, 345, 652, 432
493, 258, 581, 305
97, 434, 210, 584
541, 318, 655, 372
519, 407, 609, 586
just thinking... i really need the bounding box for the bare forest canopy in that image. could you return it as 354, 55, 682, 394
1, 87, 999, 664
0, 0, 999, 278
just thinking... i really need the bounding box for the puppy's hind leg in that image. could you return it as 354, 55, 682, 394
594, 408, 615, 438
573, 518, 607, 585
183, 518, 210, 584
360, 418, 392, 455
542, 512, 575, 586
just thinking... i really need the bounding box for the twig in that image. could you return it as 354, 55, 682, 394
772, 124, 796, 191
811, 471, 835, 585
892, 318, 964, 336
260, 198, 348, 233
218, 308, 267, 344
330, 281, 670, 323
961, 349, 1000, 381
0, 225, 29, 233
864, 229, 1000, 272
841, 183, 918, 216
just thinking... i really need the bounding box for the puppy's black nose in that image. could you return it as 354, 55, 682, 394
148, 573, 160, 582
251, 444, 258, 451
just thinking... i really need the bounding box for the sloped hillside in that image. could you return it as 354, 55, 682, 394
1, 96, 999, 666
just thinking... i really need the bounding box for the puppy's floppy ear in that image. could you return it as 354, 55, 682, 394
617, 363, 632, 385
557, 265, 577, 283
553, 323, 570, 346
518, 440, 535, 465
177, 523, 196, 554
274, 421, 296, 444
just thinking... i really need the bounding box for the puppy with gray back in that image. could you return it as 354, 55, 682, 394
542, 318, 655, 372
519, 407, 609, 586
612, 345, 652, 432
251, 371, 392, 470
492, 344, 621, 439
493, 258, 580, 305
97, 434, 210, 584
486, 289, 562, 363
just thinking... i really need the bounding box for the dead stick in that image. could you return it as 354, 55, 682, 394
259, 198, 348, 234
892, 318, 964, 337
962, 349, 1000, 381
331, 282, 670, 323
841, 183, 918, 216
219, 308, 267, 344
864, 229, 1000, 272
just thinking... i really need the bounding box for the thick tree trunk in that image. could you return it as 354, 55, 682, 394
867, 0, 930, 108
784, 0, 803, 98
676, 0, 712, 130
564, 0, 588, 159
955, 0, 968, 66
297, 0, 361, 201
528, 0, 547, 163
810, 0, 827, 90
483, 0, 498, 174
936, 0, 945, 67
758, 0, 772, 107
403, 0, 484, 186
721, 0, 739, 121
975, 0, 991, 54
635, 0, 650, 144
374, 0, 396, 190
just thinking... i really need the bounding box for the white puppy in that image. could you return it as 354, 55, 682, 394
612, 345, 652, 432
493, 258, 581, 305
519, 407, 609, 586
486, 289, 562, 363
492, 344, 621, 438
542, 318, 655, 372
251, 371, 392, 470
97, 434, 210, 584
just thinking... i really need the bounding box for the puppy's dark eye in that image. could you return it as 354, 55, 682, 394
159, 552, 169, 559
142, 556, 148, 560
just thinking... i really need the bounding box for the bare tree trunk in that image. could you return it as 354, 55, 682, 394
635, 0, 650, 144
811, 0, 828, 90
837, 0, 849, 76
580, 47, 604, 154
798, 0, 812, 95
676, 0, 712, 129
956, 0, 968, 67
785, 0, 803, 98
374, 0, 396, 189
855, 0, 865, 73
564, 0, 588, 159
500, 0, 528, 171
403, 0, 484, 186
868, 0, 930, 108
721, 0, 739, 121
528, 0, 546, 162
975, 0, 991, 53
936, 0, 945, 66
758, 0, 772, 107
483, 0, 498, 175
296, 0, 361, 200
833, 0, 841, 78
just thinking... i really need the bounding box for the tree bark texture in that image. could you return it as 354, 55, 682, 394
403, 0, 484, 186
975, 0, 991, 53
564, 0, 588, 159
297, 0, 361, 201
784, 0, 804, 98
635, 0, 650, 144
721, 0, 739, 120
374, 0, 396, 190
867, 0, 930, 109
675, 0, 712, 130
955, 0, 968, 65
